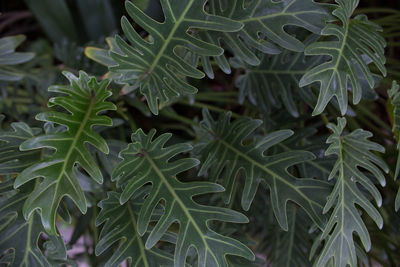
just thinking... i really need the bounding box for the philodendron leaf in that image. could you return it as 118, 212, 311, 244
388, 81, 400, 211
109, 0, 242, 114
0, 35, 35, 81
0, 115, 41, 174
0, 183, 67, 267
112, 129, 254, 267
14, 71, 116, 234
299, 0, 387, 116
231, 41, 323, 117
199, 0, 331, 70
197, 109, 330, 230
96, 191, 175, 267
0, 118, 64, 267
316, 117, 388, 267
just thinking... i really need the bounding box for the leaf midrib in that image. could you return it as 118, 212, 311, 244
127, 202, 150, 267
143, 152, 219, 264
20, 215, 34, 267
147, 0, 193, 74
49, 93, 96, 224
217, 138, 323, 208
241, 10, 327, 23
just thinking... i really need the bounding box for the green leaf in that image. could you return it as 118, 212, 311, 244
299, 0, 387, 116
95, 191, 175, 267
109, 0, 242, 115
199, 0, 331, 69
230, 40, 323, 117
0, 115, 41, 174
14, 71, 116, 234
389, 81, 400, 211
0, 35, 34, 81
112, 129, 254, 267
197, 109, 330, 230
0, 183, 67, 267
265, 206, 314, 267
0, 119, 66, 266
315, 117, 388, 267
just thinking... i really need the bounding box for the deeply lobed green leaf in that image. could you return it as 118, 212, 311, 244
300, 0, 387, 116
200, 0, 331, 70
96, 191, 175, 267
112, 128, 254, 267
14, 71, 116, 234
197, 109, 331, 230
108, 0, 242, 114
315, 117, 388, 267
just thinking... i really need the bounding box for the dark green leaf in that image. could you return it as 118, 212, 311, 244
197, 109, 330, 230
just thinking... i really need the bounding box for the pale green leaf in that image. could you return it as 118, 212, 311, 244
299, 0, 387, 116
315, 117, 388, 267
112, 129, 254, 267
14, 71, 116, 234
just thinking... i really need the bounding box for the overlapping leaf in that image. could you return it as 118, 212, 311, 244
199, 0, 331, 70
389, 81, 400, 211
231, 44, 323, 117
197, 109, 330, 230
14, 71, 116, 234
299, 0, 387, 116
0, 120, 66, 266
0, 115, 41, 174
108, 0, 242, 114
0, 183, 67, 267
264, 206, 314, 267
96, 191, 175, 267
112, 129, 254, 267
0, 35, 34, 81
315, 118, 388, 267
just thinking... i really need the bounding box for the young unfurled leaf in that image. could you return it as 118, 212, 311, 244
299, 0, 387, 116
197, 109, 331, 230
315, 118, 388, 267
112, 129, 254, 267
14, 71, 116, 234
108, 0, 242, 114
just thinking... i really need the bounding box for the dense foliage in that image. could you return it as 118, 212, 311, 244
1, 0, 400, 266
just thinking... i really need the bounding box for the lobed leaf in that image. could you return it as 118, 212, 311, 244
198, 0, 331, 74
231, 39, 324, 117
197, 109, 331, 230
14, 71, 116, 234
96, 191, 175, 267
299, 0, 387, 116
112, 128, 254, 267
108, 0, 242, 114
315, 117, 388, 267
